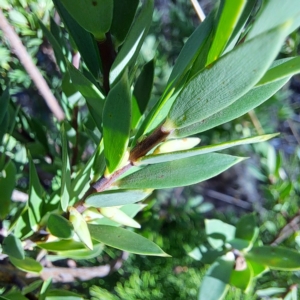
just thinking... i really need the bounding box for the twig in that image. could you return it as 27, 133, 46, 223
191, 0, 206, 22
287, 119, 300, 145
0, 9, 65, 121
248, 109, 264, 135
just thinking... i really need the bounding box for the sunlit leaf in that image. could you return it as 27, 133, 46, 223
230, 263, 253, 292
109, 0, 154, 85
37, 239, 87, 252
85, 189, 151, 208
9, 256, 43, 274
56, 243, 103, 260
246, 246, 300, 270
163, 23, 290, 131
89, 224, 170, 256
138, 134, 277, 165
103, 71, 131, 174
117, 153, 245, 189
44, 290, 84, 300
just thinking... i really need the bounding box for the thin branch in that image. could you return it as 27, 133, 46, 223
287, 119, 300, 145
191, 0, 206, 22
248, 109, 264, 135
0, 9, 65, 121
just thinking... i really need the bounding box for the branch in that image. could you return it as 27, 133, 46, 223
0, 9, 65, 121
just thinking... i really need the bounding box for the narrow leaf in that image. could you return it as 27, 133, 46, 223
103, 71, 131, 174
47, 213, 73, 239
199, 255, 235, 300
174, 77, 290, 137
138, 134, 277, 165
132, 59, 155, 128
88, 224, 169, 256
44, 290, 84, 300
60, 123, 71, 211
53, 0, 102, 78
206, 0, 246, 64
110, 0, 139, 45
69, 207, 93, 250
163, 23, 290, 131
0, 160, 16, 219
56, 243, 103, 260
9, 256, 43, 274
2, 234, 25, 260
246, 246, 300, 270
0, 88, 10, 125
86, 189, 150, 208
109, 0, 154, 85
257, 57, 300, 86
117, 153, 245, 189
247, 0, 300, 40
37, 239, 87, 252
28, 153, 44, 231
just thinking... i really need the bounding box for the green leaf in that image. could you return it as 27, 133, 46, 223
68, 63, 104, 131
56, 243, 103, 260
28, 153, 45, 231
0, 88, 10, 125
0, 160, 16, 219
256, 287, 287, 298
132, 59, 155, 129
117, 153, 245, 189
163, 23, 290, 131
59, 0, 113, 40
37, 239, 87, 252
257, 57, 300, 86
230, 264, 253, 292
60, 123, 71, 211
205, 219, 236, 249
247, 0, 300, 40
22, 280, 43, 295
110, 0, 139, 45
9, 256, 43, 274
247, 260, 268, 278
198, 255, 235, 300
174, 77, 290, 137
137, 134, 278, 165
103, 71, 131, 174
38, 20, 67, 74
88, 224, 169, 256
69, 207, 93, 250
53, 0, 101, 78
227, 238, 250, 251
44, 290, 84, 300
2, 234, 25, 260
85, 189, 151, 208
47, 214, 73, 239
39, 278, 52, 300
109, 0, 154, 86
235, 213, 258, 246
246, 246, 300, 270
206, 0, 246, 64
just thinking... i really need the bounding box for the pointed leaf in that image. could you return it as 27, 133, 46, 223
28, 153, 44, 231
53, 0, 101, 78
37, 239, 87, 252
110, 0, 139, 45
246, 246, 300, 270
59, 0, 113, 40
68, 63, 104, 131
235, 213, 258, 246
117, 153, 245, 189
0, 160, 16, 219
86, 189, 150, 208
88, 224, 169, 256
44, 290, 84, 300
47, 213, 73, 239
103, 71, 131, 174
2, 234, 25, 260
60, 123, 71, 211
56, 244, 103, 260
132, 59, 155, 128
257, 57, 300, 86
163, 23, 290, 131
9, 256, 42, 274
138, 134, 277, 165
206, 0, 246, 64
0, 88, 10, 125
230, 264, 253, 292
199, 254, 235, 300
109, 0, 154, 85
174, 77, 290, 137
247, 0, 300, 40
205, 219, 236, 249
69, 207, 93, 250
